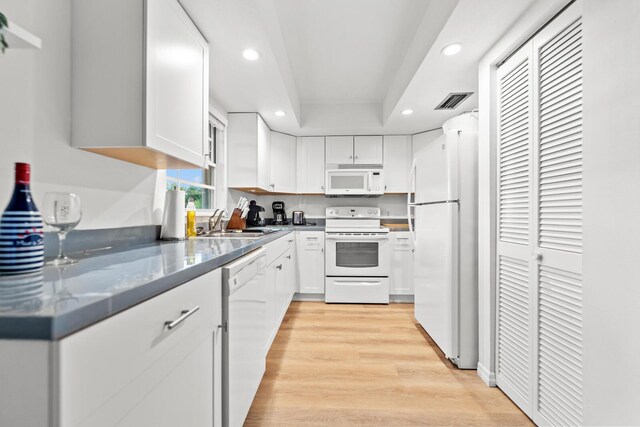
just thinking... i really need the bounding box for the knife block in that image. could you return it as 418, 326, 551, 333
226, 208, 246, 231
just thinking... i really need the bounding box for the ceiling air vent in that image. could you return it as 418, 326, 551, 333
435, 92, 473, 110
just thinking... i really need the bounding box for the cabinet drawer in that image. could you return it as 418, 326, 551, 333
58, 270, 219, 427
298, 231, 324, 249
393, 233, 413, 251
265, 233, 295, 266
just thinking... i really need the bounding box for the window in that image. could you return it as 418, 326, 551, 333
166, 117, 225, 210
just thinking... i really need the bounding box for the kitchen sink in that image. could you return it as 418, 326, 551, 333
198, 231, 267, 239
197, 228, 279, 239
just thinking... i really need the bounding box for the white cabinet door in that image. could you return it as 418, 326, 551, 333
117, 334, 213, 427
269, 132, 296, 193
383, 135, 411, 193
146, 0, 208, 167
265, 262, 277, 351
228, 113, 271, 191
297, 231, 325, 294
296, 137, 326, 193
275, 248, 293, 326
257, 115, 271, 190
389, 232, 414, 295
354, 135, 383, 164
326, 136, 354, 164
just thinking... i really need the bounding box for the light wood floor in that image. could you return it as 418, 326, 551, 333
245, 302, 532, 427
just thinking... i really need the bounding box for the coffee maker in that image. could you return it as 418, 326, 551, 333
246, 200, 264, 227
272, 201, 287, 225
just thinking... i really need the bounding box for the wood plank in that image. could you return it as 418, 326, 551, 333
246, 302, 532, 426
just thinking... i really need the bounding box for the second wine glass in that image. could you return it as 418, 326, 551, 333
42, 192, 82, 266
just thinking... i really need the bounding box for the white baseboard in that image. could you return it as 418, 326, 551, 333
389, 294, 414, 303
477, 362, 496, 387
293, 294, 414, 303
293, 293, 325, 302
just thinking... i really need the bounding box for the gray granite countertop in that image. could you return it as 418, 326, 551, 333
0, 229, 294, 341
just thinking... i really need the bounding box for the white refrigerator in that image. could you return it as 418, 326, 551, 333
408, 113, 478, 369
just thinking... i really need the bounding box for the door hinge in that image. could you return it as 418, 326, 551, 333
224, 320, 229, 333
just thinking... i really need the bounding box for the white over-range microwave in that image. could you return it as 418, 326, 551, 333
325, 168, 384, 197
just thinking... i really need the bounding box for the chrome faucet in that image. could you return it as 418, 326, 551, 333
208, 209, 228, 233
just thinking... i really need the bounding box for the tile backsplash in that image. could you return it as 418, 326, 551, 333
228, 190, 409, 219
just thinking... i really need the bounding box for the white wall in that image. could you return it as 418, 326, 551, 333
582, 0, 640, 424
476, 0, 567, 386
0, 0, 163, 229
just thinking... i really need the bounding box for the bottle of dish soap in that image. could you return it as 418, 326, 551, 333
186, 198, 197, 238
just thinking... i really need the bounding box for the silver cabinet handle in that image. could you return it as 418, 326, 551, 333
276, 264, 283, 270
349, 155, 353, 159
288, 239, 294, 243
286, 255, 292, 259
165, 306, 200, 330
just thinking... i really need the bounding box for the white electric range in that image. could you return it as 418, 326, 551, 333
324, 207, 390, 304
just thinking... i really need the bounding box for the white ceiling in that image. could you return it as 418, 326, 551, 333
181, 0, 535, 135
273, 0, 432, 105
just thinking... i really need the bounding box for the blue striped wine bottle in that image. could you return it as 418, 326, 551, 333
0, 163, 44, 275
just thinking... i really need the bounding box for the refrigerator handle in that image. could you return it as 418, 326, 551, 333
407, 158, 417, 244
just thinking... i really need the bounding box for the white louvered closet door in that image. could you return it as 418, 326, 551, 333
532, 3, 583, 426
495, 44, 535, 417
495, 2, 583, 426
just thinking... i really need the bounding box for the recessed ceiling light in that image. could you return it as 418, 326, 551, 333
441, 43, 462, 56
242, 49, 260, 61
401, 109, 414, 115
275, 110, 286, 117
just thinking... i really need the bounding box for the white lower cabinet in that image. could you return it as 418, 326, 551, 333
389, 232, 414, 295
0, 269, 223, 427
264, 234, 297, 350
296, 231, 325, 295
59, 269, 222, 427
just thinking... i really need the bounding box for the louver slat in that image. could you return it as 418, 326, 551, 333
498, 256, 530, 401
539, 18, 583, 254
538, 265, 583, 426
499, 59, 530, 245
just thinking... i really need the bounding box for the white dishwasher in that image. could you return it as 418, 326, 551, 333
222, 248, 267, 427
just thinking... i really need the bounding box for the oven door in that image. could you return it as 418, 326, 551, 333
325, 232, 390, 277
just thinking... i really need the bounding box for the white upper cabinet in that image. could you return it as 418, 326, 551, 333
71, 0, 209, 169
354, 136, 383, 164
383, 135, 411, 193
257, 116, 271, 190
269, 132, 296, 193
296, 137, 325, 194
326, 136, 354, 164
326, 136, 383, 165
227, 113, 271, 191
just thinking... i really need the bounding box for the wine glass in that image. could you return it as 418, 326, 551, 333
42, 193, 82, 266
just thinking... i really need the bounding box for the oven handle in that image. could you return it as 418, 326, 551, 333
325, 234, 390, 241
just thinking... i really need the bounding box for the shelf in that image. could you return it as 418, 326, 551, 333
3, 20, 42, 50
